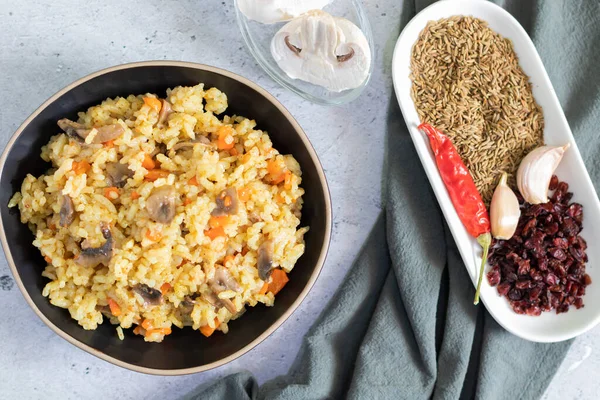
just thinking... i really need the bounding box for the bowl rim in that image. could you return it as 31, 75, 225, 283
0, 60, 332, 375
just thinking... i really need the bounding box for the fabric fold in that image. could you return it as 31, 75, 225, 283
183, 0, 600, 398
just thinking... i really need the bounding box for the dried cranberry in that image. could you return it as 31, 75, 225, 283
552, 237, 569, 249
521, 219, 537, 236
530, 269, 543, 281
526, 306, 542, 316
529, 286, 542, 300
554, 264, 567, 278
517, 259, 531, 275
564, 296, 575, 306
556, 304, 569, 314
543, 222, 559, 235
497, 282, 511, 296
548, 247, 567, 261
515, 280, 533, 290
549, 175, 559, 190
561, 217, 581, 236
536, 256, 548, 271
486, 177, 588, 317
487, 269, 501, 286
569, 263, 584, 277
566, 203, 583, 222
508, 289, 523, 301
544, 273, 558, 286
584, 274, 592, 286
548, 284, 562, 292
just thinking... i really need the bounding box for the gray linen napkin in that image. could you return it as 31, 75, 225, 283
184, 0, 600, 398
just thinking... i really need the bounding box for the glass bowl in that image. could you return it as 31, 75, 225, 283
234, 0, 375, 105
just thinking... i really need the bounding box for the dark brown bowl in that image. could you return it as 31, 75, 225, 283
0, 61, 331, 374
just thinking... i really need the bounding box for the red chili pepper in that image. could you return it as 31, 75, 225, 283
419, 123, 491, 305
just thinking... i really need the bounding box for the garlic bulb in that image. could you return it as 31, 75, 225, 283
490, 173, 520, 240
517, 144, 570, 204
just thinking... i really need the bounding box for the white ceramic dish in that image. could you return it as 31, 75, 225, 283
392, 0, 600, 342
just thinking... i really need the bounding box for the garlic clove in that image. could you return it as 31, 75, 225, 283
270, 10, 371, 92
517, 144, 570, 204
490, 173, 521, 240
238, 0, 332, 24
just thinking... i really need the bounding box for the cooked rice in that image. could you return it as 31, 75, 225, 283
410, 16, 544, 204
9, 83, 308, 342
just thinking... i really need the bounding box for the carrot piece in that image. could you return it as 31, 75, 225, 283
160, 282, 172, 295
229, 147, 238, 156
241, 246, 249, 256
104, 187, 119, 200
267, 160, 283, 177
48, 223, 57, 231
241, 153, 252, 164
144, 169, 169, 182
104, 140, 115, 148
275, 193, 286, 203
44, 256, 52, 264
266, 160, 287, 184
107, 298, 121, 317
188, 176, 199, 186
142, 154, 156, 170
131, 191, 141, 200
145, 327, 172, 337
183, 197, 192, 206
238, 186, 251, 202
268, 269, 289, 295
143, 97, 162, 113
141, 319, 153, 330
72, 160, 91, 175
259, 282, 269, 295
133, 325, 144, 336
223, 255, 235, 266
200, 318, 220, 337
208, 216, 230, 229
205, 226, 225, 240
145, 229, 162, 241
216, 126, 235, 150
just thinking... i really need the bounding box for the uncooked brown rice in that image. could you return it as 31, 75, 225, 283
410, 16, 544, 204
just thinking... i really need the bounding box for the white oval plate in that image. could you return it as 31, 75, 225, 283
392, 0, 600, 342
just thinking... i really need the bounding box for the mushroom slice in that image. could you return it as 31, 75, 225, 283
203, 291, 237, 314
257, 240, 275, 280
172, 135, 214, 151
146, 185, 177, 224
209, 266, 242, 293
157, 100, 172, 128
237, 0, 331, 24
151, 143, 167, 157
132, 283, 163, 306
74, 224, 114, 267
211, 187, 239, 216
105, 162, 133, 188
270, 10, 371, 92
57, 118, 124, 144
180, 295, 198, 314
59, 194, 75, 227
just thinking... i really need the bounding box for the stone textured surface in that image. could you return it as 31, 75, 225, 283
0, 1, 596, 399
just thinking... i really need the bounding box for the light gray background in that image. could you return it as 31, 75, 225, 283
0, 1, 596, 399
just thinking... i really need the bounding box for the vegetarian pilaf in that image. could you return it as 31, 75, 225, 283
9, 83, 308, 342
